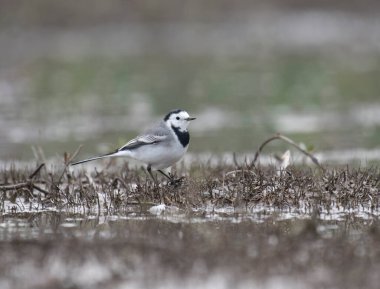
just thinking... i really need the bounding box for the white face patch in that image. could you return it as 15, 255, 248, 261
166, 111, 192, 131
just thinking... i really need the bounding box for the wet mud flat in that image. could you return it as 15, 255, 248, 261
0, 163, 379, 289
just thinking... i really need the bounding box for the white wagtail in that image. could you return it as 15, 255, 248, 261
71, 109, 196, 182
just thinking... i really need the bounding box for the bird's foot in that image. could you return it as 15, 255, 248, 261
168, 176, 185, 187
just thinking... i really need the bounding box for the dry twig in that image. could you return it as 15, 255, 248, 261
0, 163, 48, 194
252, 133, 324, 170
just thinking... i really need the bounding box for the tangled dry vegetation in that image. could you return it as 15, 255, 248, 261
0, 160, 379, 215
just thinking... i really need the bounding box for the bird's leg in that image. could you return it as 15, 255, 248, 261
147, 165, 158, 185
147, 165, 163, 201
158, 170, 172, 180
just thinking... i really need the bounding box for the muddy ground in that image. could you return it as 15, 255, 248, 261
0, 163, 379, 289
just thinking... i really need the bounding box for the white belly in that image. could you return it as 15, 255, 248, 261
127, 143, 188, 170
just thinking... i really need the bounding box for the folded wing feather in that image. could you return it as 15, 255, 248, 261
118, 134, 167, 151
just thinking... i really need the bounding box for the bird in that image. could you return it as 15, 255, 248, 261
70, 109, 196, 183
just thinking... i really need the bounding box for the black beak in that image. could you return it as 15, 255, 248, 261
186, 117, 196, 121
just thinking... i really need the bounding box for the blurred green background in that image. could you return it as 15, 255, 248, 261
0, 0, 379, 161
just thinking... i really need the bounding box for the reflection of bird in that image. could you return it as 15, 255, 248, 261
71, 109, 196, 182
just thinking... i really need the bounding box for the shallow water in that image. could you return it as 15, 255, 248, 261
0, 209, 379, 289
0, 207, 377, 240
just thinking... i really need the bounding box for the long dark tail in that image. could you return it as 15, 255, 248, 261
70, 151, 121, 166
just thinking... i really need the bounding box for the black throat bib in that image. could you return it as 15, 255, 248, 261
171, 125, 190, 147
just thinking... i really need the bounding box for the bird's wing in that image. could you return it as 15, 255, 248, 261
118, 134, 167, 151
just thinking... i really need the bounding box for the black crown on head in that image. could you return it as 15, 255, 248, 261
163, 109, 184, 121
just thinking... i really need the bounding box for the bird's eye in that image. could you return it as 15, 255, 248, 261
176, 116, 180, 120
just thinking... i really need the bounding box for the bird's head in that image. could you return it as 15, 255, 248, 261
164, 109, 196, 131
